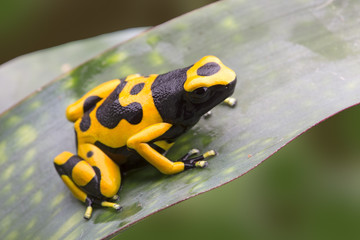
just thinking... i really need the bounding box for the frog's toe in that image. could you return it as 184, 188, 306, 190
195, 160, 208, 168
177, 148, 200, 162
188, 148, 200, 156
84, 206, 93, 220
115, 204, 123, 212
203, 150, 217, 158
223, 97, 237, 107
183, 149, 217, 170
101, 201, 123, 211
110, 194, 120, 201
203, 111, 212, 119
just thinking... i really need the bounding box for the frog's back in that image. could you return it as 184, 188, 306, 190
74, 74, 164, 152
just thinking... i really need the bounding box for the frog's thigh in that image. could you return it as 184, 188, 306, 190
127, 123, 185, 175
54, 152, 90, 203
77, 143, 121, 198
66, 79, 120, 122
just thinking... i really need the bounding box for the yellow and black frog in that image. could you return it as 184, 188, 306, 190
54, 55, 237, 219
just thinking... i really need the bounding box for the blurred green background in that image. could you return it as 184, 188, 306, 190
2, 1, 360, 239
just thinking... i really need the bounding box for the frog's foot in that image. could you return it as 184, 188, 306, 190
101, 201, 122, 211
83, 198, 95, 220
203, 111, 212, 119
84, 205, 93, 220
110, 194, 120, 201
223, 97, 237, 107
178, 148, 200, 161
83, 199, 122, 220
178, 149, 217, 170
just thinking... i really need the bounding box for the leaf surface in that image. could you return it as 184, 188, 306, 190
0, 27, 146, 113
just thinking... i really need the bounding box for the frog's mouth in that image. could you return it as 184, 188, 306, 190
211, 76, 236, 100
223, 77, 237, 96
193, 77, 237, 116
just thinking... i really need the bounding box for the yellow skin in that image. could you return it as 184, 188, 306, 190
54, 56, 237, 219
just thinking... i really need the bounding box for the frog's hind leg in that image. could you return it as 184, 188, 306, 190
54, 148, 122, 219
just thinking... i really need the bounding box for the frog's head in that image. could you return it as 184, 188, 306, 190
184, 55, 237, 118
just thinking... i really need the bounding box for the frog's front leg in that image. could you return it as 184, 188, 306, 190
54, 143, 122, 219
127, 123, 215, 175
177, 148, 217, 169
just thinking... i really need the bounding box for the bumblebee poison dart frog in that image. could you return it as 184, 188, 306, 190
54, 56, 237, 219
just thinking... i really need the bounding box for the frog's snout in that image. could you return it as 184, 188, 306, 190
226, 77, 237, 95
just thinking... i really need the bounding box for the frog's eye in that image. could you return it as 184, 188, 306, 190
188, 87, 211, 103
193, 87, 208, 97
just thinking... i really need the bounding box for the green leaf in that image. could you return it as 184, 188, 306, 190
1, 0, 360, 239
0, 27, 147, 113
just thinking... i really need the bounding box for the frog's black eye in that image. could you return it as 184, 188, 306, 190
193, 87, 208, 97
188, 87, 211, 103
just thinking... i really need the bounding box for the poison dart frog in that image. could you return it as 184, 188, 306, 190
54, 55, 237, 219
